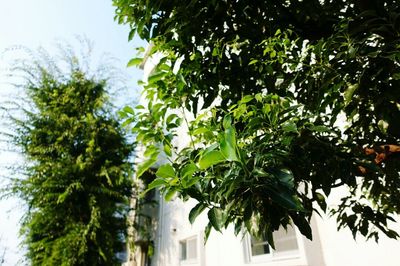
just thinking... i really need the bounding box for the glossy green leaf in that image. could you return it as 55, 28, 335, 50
204, 223, 212, 243
189, 202, 206, 224
147, 177, 168, 190
220, 127, 239, 161
223, 115, 232, 130
136, 157, 157, 178
208, 207, 223, 232
156, 164, 175, 179
291, 214, 312, 240
271, 168, 294, 188
266, 187, 302, 211
192, 127, 209, 135
240, 95, 253, 104
198, 150, 225, 169
164, 187, 177, 201
163, 143, 172, 156
148, 71, 167, 84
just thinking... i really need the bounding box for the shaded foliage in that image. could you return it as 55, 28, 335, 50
114, 0, 400, 243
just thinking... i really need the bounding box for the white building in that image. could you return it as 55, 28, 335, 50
145, 191, 400, 266
126, 53, 400, 266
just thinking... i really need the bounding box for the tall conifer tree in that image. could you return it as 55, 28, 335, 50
6, 48, 133, 265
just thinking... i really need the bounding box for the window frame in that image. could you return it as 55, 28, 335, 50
179, 235, 199, 264
244, 227, 302, 264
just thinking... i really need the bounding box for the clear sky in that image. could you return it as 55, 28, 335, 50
0, 1, 144, 264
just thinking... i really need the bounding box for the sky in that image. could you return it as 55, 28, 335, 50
0, 1, 144, 264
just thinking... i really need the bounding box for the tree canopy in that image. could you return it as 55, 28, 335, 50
4, 49, 133, 265
114, 0, 400, 244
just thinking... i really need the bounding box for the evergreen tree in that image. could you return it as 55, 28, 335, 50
6, 49, 133, 265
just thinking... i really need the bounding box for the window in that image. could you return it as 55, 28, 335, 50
180, 236, 198, 262
251, 237, 270, 256
246, 226, 300, 263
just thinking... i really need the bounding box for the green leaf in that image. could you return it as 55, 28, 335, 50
315, 192, 327, 212
189, 202, 206, 224
198, 150, 226, 169
291, 214, 312, 240
234, 220, 243, 236
249, 59, 258, 65
156, 164, 175, 179
223, 115, 232, 130
98, 247, 107, 261
147, 177, 168, 190
163, 143, 172, 156
181, 163, 197, 178
148, 71, 167, 84
220, 127, 239, 161
240, 95, 253, 104
192, 127, 209, 135
271, 168, 294, 188
243, 202, 253, 222
204, 223, 212, 243
166, 113, 179, 124
128, 29, 135, 41
263, 104, 271, 114
255, 93, 263, 102
164, 187, 177, 201
344, 84, 358, 105
136, 157, 158, 178
266, 186, 302, 211
127, 58, 143, 67
282, 121, 297, 133
208, 207, 223, 232
157, 63, 171, 72
253, 167, 270, 178
310, 125, 331, 132
122, 105, 135, 115
144, 145, 158, 157
377, 120, 388, 134
393, 73, 400, 80
176, 73, 187, 90
181, 163, 198, 188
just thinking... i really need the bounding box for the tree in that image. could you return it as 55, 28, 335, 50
4, 47, 133, 265
114, 0, 400, 245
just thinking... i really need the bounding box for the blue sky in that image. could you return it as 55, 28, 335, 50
0, 1, 144, 264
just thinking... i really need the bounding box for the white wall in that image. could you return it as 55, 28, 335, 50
152, 197, 323, 266
151, 195, 400, 266
314, 211, 400, 266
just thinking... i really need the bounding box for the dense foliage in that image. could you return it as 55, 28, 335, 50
6, 53, 133, 265
114, 0, 400, 245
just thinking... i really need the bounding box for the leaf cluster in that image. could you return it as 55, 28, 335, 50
114, 0, 400, 243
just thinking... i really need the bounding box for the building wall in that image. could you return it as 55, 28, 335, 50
313, 187, 400, 266
151, 197, 323, 266
150, 195, 400, 266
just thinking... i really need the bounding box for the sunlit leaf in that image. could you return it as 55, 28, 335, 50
198, 150, 226, 169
